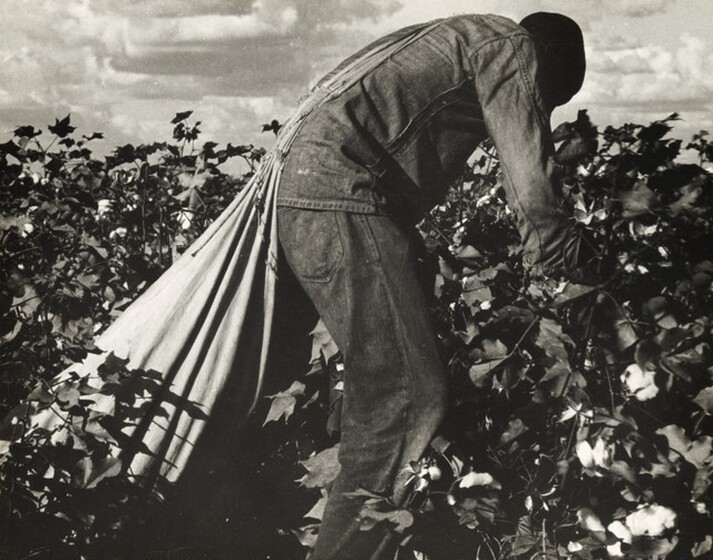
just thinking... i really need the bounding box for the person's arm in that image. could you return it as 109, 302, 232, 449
471, 33, 571, 274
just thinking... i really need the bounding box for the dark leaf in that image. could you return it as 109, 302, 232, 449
113, 143, 136, 164
261, 119, 282, 135
14, 125, 41, 138
638, 122, 671, 143
0, 140, 21, 157
202, 141, 218, 157
226, 143, 252, 157
48, 114, 76, 138
171, 110, 193, 124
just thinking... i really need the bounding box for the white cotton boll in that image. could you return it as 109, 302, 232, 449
625, 504, 676, 537
560, 402, 594, 423
621, 364, 659, 401
475, 194, 492, 207
576, 440, 595, 469
607, 541, 624, 557
109, 227, 128, 239
22, 222, 35, 235
635, 383, 659, 400
97, 199, 112, 218
608, 520, 633, 544
427, 465, 442, 481
560, 405, 579, 422
177, 209, 194, 230
591, 438, 614, 468
577, 507, 606, 532
458, 471, 495, 488
576, 439, 613, 470
577, 164, 591, 177
567, 541, 584, 552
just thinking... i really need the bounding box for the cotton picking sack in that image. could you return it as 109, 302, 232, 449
3, 20, 442, 487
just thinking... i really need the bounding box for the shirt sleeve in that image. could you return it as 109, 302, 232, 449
470, 33, 570, 271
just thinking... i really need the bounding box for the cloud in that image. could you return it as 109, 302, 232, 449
532, 0, 675, 20
121, 8, 299, 54
0, 0, 404, 150
606, 0, 669, 17
94, 0, 253, 18
581, 33, 713, 109
553, 28, 713, 149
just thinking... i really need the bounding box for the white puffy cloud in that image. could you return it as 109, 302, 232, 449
586, 35, 713, 107
560, 28, 713, 144
0, 0, 402, 148
118, 5, 299, 56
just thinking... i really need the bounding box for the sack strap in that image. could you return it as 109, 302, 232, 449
271, 19, 445, 163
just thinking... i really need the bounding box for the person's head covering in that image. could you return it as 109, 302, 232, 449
519, 12, 586, 108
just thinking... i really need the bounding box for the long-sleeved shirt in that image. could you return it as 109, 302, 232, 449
276, 14, 570, 269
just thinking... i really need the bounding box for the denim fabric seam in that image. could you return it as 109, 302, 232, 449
486, 36, 545, 265
462, 31, 531, 66
275, 197, 389, 215
276, 207, 345, 284
359, 213, 415, 492
307, 211, 344, 284
411, 24, 454, 61
385, 78, 472, 157
510, 33, 562, 264
509, 35, 550, 134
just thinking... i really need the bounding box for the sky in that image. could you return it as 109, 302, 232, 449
2, 0, 712, 158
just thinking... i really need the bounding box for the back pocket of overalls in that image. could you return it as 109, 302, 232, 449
278, 208, 344, 283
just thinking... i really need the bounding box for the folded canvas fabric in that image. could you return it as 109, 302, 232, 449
4, 19, 442, 488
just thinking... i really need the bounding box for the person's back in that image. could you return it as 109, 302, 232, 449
278, 14, 545, 221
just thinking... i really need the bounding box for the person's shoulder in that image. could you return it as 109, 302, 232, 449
439, 13, 529, 46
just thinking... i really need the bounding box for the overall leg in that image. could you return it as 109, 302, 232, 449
277, 208, 447, 560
